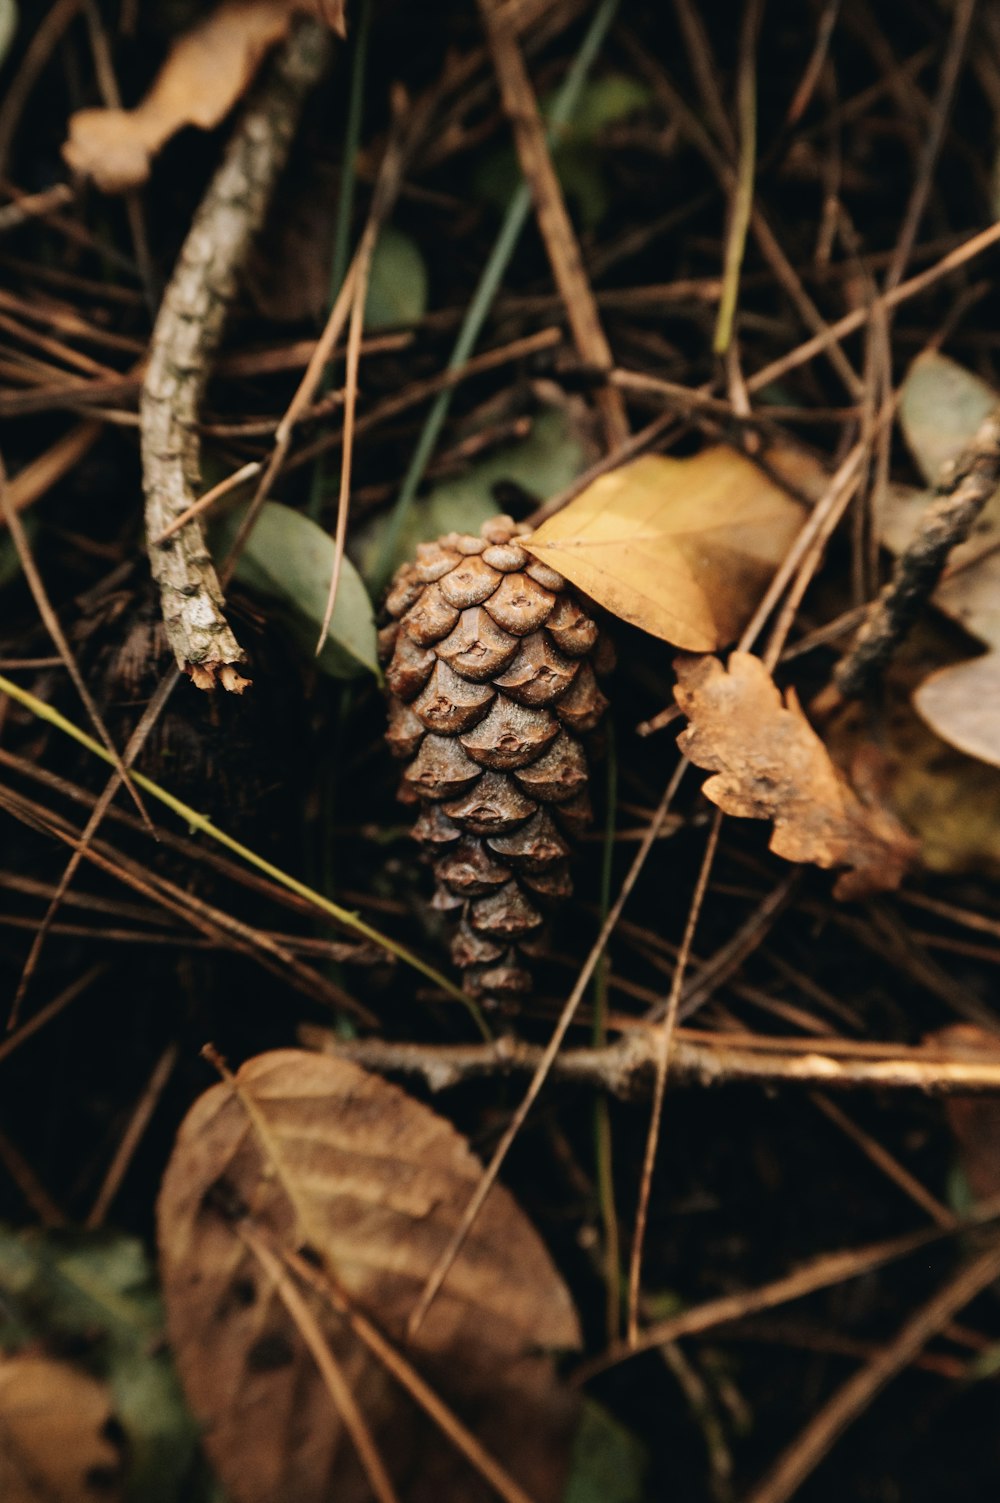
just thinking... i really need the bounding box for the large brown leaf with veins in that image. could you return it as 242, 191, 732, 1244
157, 1050, 580, 1503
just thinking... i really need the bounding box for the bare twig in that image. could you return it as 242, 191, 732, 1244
747, 217, 1000, 395
317, 1027, 1000, 1098
575, 1195, 1000, 1381
0, 0, 85, 173
744, 1236, 1000, 1503
627, 810, 722, 1342
0, 966, 105, 1068
141, 19, 333, 689
238, 1226, 400, 1503
86, 1042, 179, 1227
834, 404, 1000, 698
476, 0, 629, 447
713, 0, 762, 353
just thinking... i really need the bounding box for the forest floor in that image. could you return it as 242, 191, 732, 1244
2, 3, 1000, 1502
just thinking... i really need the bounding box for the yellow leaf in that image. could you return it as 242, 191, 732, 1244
524, 447, 805, 651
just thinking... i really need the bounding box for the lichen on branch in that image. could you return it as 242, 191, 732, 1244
141, 18, 333, 690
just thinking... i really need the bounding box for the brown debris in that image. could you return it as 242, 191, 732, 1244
63, 1, 347, 194
675, 652, 919, 899
158, 1050, 580, 1503
0, 1355, 125, 1503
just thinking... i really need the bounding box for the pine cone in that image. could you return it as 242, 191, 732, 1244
380, 515, 610, 1004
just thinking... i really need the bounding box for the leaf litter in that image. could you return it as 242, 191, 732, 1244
0, 1225, 199, 1501
62, 1, 347, 193
8, 6, 1000, 1503
674, 652, 919, 898
157, 1050, 581, 1503
0, 1354, 125, 1503
525, 446, 805, 652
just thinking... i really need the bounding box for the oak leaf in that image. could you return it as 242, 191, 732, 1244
524, 447, 804, 651
157, 1049, 580, 1503
674, 652, 919, 898
0, 1356, 125, 1503
62, 1, 346, 194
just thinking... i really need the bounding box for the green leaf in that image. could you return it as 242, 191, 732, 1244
559, 73, 651, 138
212, 502, 379, 680
475, 72, 652, 229
0, 1226, 200, 1503
563, 1399, 648, 1503
0, 1, 17, 69
353, 404, 594, 586
364, 226, 429, 330
968, 1341, 1000, 1381
899, 352, 997, 488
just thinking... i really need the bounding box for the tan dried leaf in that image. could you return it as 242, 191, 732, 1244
524, 447, 804, 651
674, 652, 919, 898
0, 1356, 124, 1503
62, 1, 346, 193
158, 1049, 580, 1503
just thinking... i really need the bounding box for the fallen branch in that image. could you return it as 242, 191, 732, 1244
834, 402, 1000, 699
141, 18, 333, 690
310, 1027, 1000, 1097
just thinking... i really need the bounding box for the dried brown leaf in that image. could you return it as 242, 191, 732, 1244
674, 652, 919, 898
0, 1356, 125, 1503
157, 1049, 580, 1503
524, 447, 804, 651
62, 1, 346, 193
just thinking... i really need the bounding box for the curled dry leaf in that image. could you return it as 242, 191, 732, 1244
524, 446, 804, 651
62, 1, 346, 193
877, 352, 1000, 769
674, 652, 919, 898
0, 1355, 125, 1503
925, 1025, 1000, 1203
157, 1049, 580, 1503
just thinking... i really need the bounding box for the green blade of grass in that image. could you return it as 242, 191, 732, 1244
0, 672, 488, 1032
369, 0, 622, 596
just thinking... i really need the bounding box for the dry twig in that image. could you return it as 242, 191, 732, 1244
744, 1236, 1000, 1503
476, 0, 629, 448
141, 18, 333, 689
834, 403, 1000, 698
318, 1027, 1000, 1098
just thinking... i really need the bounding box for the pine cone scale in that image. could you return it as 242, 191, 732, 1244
381, 516, 609, 1004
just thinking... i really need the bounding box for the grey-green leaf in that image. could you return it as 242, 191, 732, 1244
364, 225, 429, 330
0, 1225, 200, 1503
213, 502, 379, 679
0, 1, 17, 69
899, 352, 998, 487
562, 1399, 648, 1503
353, 405, 594, 586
